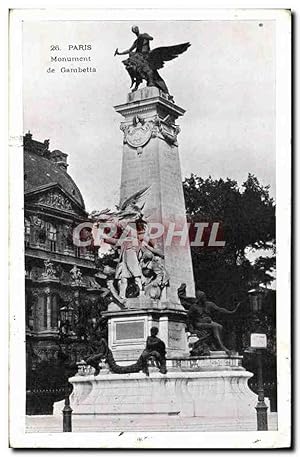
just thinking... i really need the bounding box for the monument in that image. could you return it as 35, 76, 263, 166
54, 26, 259, 431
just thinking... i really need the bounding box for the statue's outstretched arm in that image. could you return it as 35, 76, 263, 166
209, 301, 241, 314
115, 42, 137, 56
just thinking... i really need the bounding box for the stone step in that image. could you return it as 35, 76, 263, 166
26, 413, 278, 433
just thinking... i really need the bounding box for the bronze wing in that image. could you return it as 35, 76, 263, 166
148, 42, 191, 70
119, 186, 150, 211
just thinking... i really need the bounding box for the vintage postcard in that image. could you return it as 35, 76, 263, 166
9, 8, 291, 448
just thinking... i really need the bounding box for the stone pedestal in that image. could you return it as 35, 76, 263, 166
115, 87, 195, 302
54, 353, 259, 431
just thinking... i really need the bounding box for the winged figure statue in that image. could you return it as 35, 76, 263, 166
115, 26, 190, 97
90, 186, 168, 300
90, 186, 150, 225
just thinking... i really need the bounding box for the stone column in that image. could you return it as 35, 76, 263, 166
45, 287, 51, 329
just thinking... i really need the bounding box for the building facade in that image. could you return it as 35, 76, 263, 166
24, 132, 104, 413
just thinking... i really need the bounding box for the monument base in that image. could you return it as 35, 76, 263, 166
54, 353, 260, 431
104, 298, 189, 361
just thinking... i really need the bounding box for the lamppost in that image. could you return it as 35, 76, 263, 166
247, 287, 268, 431
58, 302, 75, 432
250, 333, 268, 431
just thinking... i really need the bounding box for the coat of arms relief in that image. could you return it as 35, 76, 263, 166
120, 114, 180, 155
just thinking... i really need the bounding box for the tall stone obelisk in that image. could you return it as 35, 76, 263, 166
115, 87, 195, 303
103, 87, 195, 361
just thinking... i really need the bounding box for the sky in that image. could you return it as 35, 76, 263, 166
23, 20, 275, 213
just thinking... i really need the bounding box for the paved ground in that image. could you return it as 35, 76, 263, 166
26, 412, 278, 433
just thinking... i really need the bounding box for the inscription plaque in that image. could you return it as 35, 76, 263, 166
115, 321, 145, 341
250, 333, 267, 349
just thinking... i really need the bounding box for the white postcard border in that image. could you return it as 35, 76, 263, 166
9, 7, 291, 449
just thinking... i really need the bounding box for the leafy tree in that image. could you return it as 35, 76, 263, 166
183, 173, 275, 306
183, 173, 277, 408
183, 173, 277, 402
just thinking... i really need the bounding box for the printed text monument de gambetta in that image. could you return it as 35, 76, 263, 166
46, 44, 97, 74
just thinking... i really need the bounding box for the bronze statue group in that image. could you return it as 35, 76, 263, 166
84, 283, 240, 376
115, 25, 190, 98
